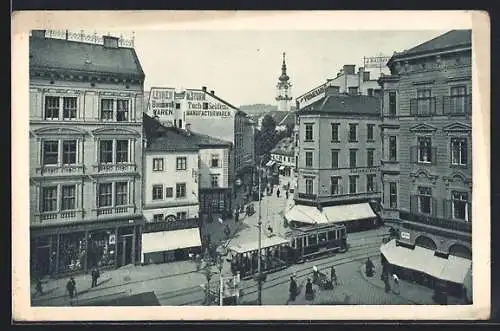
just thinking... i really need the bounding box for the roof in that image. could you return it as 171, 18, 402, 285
297, 94, 380, 116
278, 111, 296, 127
270, 137, 295, 156
391, 30, 472, 61
29, 36, 145, 78
143, 113, 232, 152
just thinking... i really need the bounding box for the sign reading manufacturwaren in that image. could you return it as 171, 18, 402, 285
296, 83, 327, 109
364, 55, 391, 68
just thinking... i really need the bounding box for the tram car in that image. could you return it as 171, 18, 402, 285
283, 223, 348, 264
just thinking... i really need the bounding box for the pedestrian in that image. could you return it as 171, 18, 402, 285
392, 273, 400, 294
288, 276, 298, 304
224, 224, 231, 239
35, 278, 44, 296
330, 266, 338, 286
384, 277, 391, 293
365, 257, 374, 277
91, 267, 100, 288
66, 277, 77, 305
276, 188, 281, 198
285, 190, 289, 200
305, 278, 314, 301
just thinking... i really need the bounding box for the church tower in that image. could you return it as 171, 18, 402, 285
275, 52, 292, 112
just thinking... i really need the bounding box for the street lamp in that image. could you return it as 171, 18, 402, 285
255, 156, 265, 305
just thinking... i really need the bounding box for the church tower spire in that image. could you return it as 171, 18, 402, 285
276, 52, 293, 112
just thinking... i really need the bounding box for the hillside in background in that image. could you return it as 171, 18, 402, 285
240, 103, 296, 115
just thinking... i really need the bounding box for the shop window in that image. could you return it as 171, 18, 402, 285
153, 158, 164, 171
58, 232, 86, 273
152, 185, 163, 200
61, 185, 76, 210
176, 157, 187, 170
98, 183, 113, 207
165, 187, 173, 198
42, 141, 59, 165
87, 230, 116, 268
176, 183, 186, 198
41, 186, 58, 212
115, 182, 128, 206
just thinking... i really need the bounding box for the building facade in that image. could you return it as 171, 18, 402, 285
293, 87, 382, 231
29, 30, 145, 277
270, 137, 295, 178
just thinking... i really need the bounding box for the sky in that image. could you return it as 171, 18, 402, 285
118, 30, 448, 106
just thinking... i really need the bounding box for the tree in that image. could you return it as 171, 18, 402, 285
255, 114, 277, 159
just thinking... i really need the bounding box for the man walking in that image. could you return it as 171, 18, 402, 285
285, 190, 289, 200
66, 277, 77, 305
330, 266, 338, 286
287, 276, 298, 304
276, 188, 281, 198
91, 267, 100, 288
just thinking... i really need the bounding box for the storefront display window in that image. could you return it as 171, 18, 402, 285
88, 230, 116, 268
58, 232, 86, 273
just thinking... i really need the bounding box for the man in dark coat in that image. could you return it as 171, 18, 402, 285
288, 276, 298, 303
305, 278, 314, 301
66, 277, 77, 305
91, 267, 100, 288
276, 188, 281, 198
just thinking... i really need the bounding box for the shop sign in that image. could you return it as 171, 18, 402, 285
296, 84, 327, 109
350, 167, 379, 174
363, 55, 391, 69
149, 87, 175, 117
400, 231, 410, 240
109, 234, 116, 245
143, 218, 199, 233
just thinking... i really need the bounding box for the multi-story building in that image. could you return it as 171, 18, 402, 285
145, 86, 255, 211
379, 30, 472, 298
290, 86, 382, 232
270, 137, 295, 178
29, 30, 145, 277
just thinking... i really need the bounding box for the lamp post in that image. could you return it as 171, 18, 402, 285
256, 156, 264, 305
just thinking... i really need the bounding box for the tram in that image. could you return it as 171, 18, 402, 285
283, 223, 348, 264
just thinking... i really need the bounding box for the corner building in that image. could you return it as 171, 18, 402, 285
29, 30, 145, 277
379, 30, 472, 299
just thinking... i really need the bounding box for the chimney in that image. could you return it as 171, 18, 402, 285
31, 30, 46, 39
202, 86, 207, 92
210, 90, 215, 95
326, 85, 340, 96
103, 35, 119, 48
343, 64, 356, 75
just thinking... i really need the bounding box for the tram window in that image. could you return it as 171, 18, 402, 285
327, 231, 335, 240
318, 232, 327, 242
308, 234, 318, 246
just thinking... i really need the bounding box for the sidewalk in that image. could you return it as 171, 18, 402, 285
359, 258, 466, 305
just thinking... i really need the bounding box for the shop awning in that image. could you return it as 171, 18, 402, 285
284, 204, 330, 225
322, 202, 377, 224
380, 239, 472, 285
141, 228, 202, 255
279, 165, 285, 170
265, 160, 276, 167
228, 236, 290, 254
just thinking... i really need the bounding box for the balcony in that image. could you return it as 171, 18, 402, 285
93, 163, 137, 173
442, 95, 472, 117
93, 205, 136, 217
33, 209, 83, 223
400, 210, 471, 233
410, 97, 437, 117
35, 165, 85, 177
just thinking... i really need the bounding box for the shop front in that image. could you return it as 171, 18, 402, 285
200, 188, 232, 220
30, 216, 143, 278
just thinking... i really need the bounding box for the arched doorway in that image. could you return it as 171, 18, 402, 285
414, 235, 437, 251
449, 244, 472, 259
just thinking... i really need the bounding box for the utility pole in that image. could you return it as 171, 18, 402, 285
256, 157, 264, 305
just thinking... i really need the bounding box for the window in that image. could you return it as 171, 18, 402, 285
366, 174, 376, 192
389, 182, 398, 209
367, 124, 375, 141
101, 99, 114, 121
62, 141, 77, 165
418, 137, 432, 163
99, 140, 113, 164
175, 103, 181, 109
305, 124, 313, 141
305, 151, 313, 167
349, 176, 357, 194
331, 123, 340, 141
165, 187, 173, 198
116, 140, 129, 163
331, 150, 339, 169
152, 185, 163, 200
115, 182, 128, 206
450, 86, 467, 115
367, 149, 374, 167
178, 119, 182, 128
153, 158, 164, 171
389, 91, 397, 116
452, 191, 469, 221
44, 96, 60, 120
42, 141, 59, 165
349, 149, 357, 168
349, 124, 357, 142
389, 136, 397, 161
451, 138, 467, 166
418, 186, 432, 214
61, 185, 76, 210
308, 234, 318, 246
177, 212, 188, 220
203, 102, 208, 110
348, 87, 359, 95
417, 89, 432, 115
176, 183, 187, 198
116, 100, 129, 122
98, 183, 113, 207
153, 214, 164, 222
211, 174, 220, 188
41, 186, 58, 212
305, 178, 313, 195
176, 157, 187, 170
211, 154, 220, 168
330, 176, 340, 195
63, 97, 77, 119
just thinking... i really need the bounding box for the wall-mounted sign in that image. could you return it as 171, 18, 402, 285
108, 234, 116, 245
149, 87, 175, 116
296, 83, 327, 109
400, 231, 410, 240
363, 55, 391, 69
351, 167, 379, 174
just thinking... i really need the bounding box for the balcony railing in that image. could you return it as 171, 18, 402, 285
399, 209, 472, 233
34, 209, 82, 223
442, 95, 472, 117
410, 97, 437, 117
94, 205, 135, 216
410, 146, 437, 165
35, 165, 85, 176
93, 163, 137, 173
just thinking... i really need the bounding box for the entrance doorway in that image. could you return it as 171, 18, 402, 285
117, 235, 133, 267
